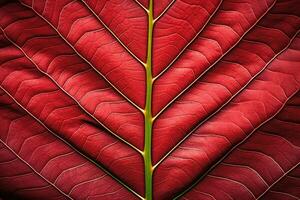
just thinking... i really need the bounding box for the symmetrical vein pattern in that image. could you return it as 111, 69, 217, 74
0, 0, 299, 200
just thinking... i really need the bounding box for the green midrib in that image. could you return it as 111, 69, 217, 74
144, 0, 154, 199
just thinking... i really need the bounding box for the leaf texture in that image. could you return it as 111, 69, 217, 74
0, 89, 139, 200
181, 91, 300, 200
261, 166, 300, 200
0, 0, 299, 200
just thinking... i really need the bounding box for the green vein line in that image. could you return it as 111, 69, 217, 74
144, 0, 154, 199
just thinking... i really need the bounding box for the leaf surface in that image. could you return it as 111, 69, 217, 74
0, 0, 299, 200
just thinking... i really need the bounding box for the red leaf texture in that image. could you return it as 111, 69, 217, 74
0, 0, 299, 199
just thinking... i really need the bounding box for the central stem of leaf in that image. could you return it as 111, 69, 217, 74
144, 0, 154, 199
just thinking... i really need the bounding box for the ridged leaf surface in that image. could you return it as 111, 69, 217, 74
0, 0, 299, 199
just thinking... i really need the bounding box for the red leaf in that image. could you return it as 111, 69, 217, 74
0, 0, 299, 200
